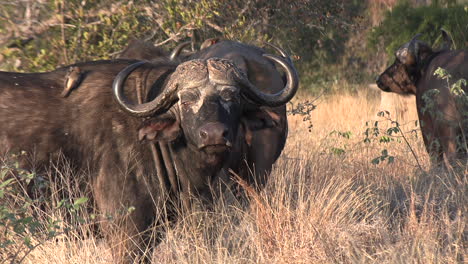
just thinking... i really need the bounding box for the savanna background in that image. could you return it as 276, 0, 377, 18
0, 0, 467, 263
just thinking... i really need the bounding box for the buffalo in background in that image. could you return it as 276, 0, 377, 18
118, 38, 220, 62
376, 31, 467, 167
0, 46, 298, 262
118, 39, 168, 60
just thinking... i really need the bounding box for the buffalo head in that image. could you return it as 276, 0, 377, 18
113, 57, 298, 165
376, 34, 433, 95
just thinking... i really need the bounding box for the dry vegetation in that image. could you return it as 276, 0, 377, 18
1, 86, 466, 263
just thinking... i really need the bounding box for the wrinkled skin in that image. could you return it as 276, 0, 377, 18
0, 58, 255, 263
376, 34, 468, 166
116, 39, 293, 189
190, 40, 290, 188
376, 61, 417, 94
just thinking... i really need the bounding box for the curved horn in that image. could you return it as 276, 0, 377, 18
408, 33, 422, 56
169, 41, 191, 61
113, 61, 178, 117
241, 54, 299, 107
264, 42, 293, 64
410, 33, 422, 42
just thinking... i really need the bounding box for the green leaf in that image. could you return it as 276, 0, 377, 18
73, 197, 88, 208
331, 147, 346, 155
379, 136, 392, 143
0, 178, 14, 189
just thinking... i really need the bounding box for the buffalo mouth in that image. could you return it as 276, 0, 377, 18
376, 78, 392, 93
199, 144, 230, 165
380, 85, 391, 92
200, 144, 230, 154
376, 77, 386, 90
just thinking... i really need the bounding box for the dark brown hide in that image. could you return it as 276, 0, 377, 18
0, 60, 175, 263
118, 39, 167, 60
417, 50, 468, 164
377, 35, 468, 166
190, 40, 291, 187
115, 39, 297, 188
117, 38, 220, 63
0, 58, 255, 263
376, 61, 417, 94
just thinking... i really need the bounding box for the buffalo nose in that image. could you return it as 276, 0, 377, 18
376, 77, 383, 88
199, 122, 229, 146
375, 79, 382, 88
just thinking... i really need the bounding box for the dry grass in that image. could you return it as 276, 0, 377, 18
1, 87, 466, 263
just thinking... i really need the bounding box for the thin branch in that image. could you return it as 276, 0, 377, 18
153, 22, 196, 47
60, 1, 69, 65
205, 20, 224, 33
386, 117, 426, 173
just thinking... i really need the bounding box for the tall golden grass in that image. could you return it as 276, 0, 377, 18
2, 87, 466, 263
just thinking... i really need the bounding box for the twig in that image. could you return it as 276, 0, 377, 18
205, 20, 223, 33
392, 119, 426, 173
14, 230, 66, 264
153, 22, 196, 47
60, 1, 69, 65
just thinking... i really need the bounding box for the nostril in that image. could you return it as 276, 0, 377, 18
222, 128, 228, 138
199, 130, 208, 139
198, 123, 229, 146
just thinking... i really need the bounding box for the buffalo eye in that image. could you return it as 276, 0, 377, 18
181, 101, 192, 107
219, 87, 239, 102
179, 90, 199, 106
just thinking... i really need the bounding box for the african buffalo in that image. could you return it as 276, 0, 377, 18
0, 55, 298, 262
117, 38, 296, 189
117, 38, 168, 60
117, 38, 220, 62
189, 40, 295, 187
376, 33, 467, 166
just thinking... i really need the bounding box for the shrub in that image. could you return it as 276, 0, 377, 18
0, 1, 155, 72
0, 0, 363, 92
369, 2, 468, 58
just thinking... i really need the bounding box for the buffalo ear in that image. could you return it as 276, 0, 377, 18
241, 108, 282, 146
440, 29, 453, 50
138, 115, 180, 142
396, 47, 416, 66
